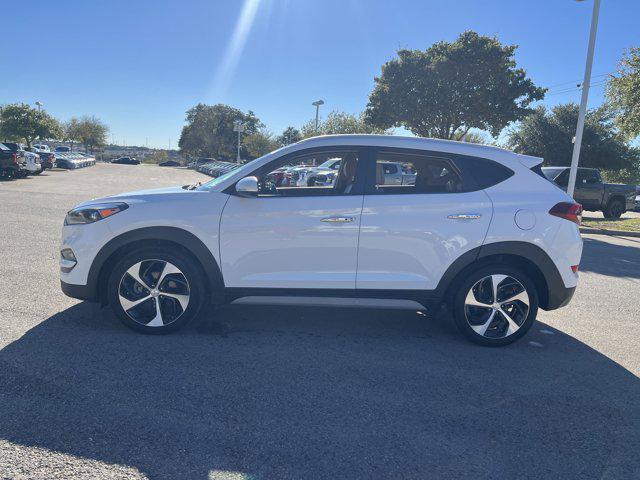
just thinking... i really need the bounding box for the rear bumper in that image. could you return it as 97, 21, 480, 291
544, 285, 576, 310
61, 280, 98, 302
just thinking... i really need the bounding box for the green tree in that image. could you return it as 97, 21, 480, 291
365, 31, 545, 139
507, 103, 639, 171
452, 130, 492, 144
178, 103, 261, 160
606, 47, 640, 139
243, 129, 280, 160
77, 116, 109, 153
62, 117, 82, 151
0, 103, 62, 147
277, 126, 302, 146
300, 110, 388, 138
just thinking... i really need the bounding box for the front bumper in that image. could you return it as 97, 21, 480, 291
61, 280, 98, 302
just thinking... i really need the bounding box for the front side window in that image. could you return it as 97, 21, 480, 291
254, 150, 360, 197
373, 152, 463, 194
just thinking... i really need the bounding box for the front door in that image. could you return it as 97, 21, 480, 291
219, 148, 366, 289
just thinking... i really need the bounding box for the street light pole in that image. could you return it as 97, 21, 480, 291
233, 120, 245, 163
567, 0, 601, 198
312, 100, 324, 134
34, 102, 44, 143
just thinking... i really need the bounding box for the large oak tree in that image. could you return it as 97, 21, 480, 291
507, 103, 639, 172
0, 103, 61, 147
178, 104, 261, 160
365, 31, 545, 139
606, 47, 640, 139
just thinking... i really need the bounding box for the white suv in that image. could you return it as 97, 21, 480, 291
60, 135, 583, 346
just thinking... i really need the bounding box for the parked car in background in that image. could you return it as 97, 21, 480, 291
60, 135, 583, 347
635, 186, 640, 212
197, 160, 240, 177
542, 167, 636, 218
54, 146, 71, 153
111, 156, 140, 165
54, 152, 96, 169
2, 142, 40, 176
0, 142, 22, 179
23, 150, 42, 175
31, 145, 56, 171
159, 160, 181, 167
188, 158, 215, 169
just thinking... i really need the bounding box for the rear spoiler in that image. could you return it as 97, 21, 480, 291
517, 154, 543, 169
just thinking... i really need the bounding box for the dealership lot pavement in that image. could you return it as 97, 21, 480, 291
0, 164, 639, 479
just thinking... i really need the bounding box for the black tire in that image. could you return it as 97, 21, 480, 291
107, 246, 206, 334
603, 199, 624, 219
451, 264, 539, 347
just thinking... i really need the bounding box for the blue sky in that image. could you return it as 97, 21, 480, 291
2, 0, 638, 148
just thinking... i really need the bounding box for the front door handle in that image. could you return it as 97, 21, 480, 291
321, 216, 355, 223
447, 213, 482, 220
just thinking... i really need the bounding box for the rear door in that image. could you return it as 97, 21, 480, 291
356, 149, 494, 291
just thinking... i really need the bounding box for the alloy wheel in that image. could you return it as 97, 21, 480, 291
118, 259, 190, 327
464, 274, 530, 339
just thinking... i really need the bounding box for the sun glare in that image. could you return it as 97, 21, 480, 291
210, 0, 262, 98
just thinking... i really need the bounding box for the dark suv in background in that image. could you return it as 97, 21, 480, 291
542, 167, 636, 218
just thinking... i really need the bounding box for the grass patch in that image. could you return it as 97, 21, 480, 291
582, 217, 640, 232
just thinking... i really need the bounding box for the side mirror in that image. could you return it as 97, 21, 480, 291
235, 176, 259, 197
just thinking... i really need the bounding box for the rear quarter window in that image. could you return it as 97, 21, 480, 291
452, 155, 514, 190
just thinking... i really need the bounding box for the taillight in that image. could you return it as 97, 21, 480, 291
571, 265, 579, 274
12, 153, 17, 164
549, 202, 583, 225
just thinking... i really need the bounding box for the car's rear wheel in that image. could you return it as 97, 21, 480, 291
451, 265, 538, 346
107, 246, 205, 334
603, 198, 624, 219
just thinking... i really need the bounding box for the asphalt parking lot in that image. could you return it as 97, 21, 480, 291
0, 164, 639, 479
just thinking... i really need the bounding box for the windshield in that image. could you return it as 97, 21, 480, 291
196, 146, 287, 191
196, 159, 257, 191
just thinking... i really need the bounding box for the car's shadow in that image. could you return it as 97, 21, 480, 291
0, 302, 639, 479
580, 236, 640, 278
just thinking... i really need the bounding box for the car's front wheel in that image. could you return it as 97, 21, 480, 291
107, 246, 206, 334
451, 265, 538, 346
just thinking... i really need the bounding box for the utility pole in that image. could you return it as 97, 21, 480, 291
567, 0, 601, 198
312, 100, 324, 134
233, 120, 245, 163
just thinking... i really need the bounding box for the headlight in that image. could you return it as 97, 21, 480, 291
65, 203, 128, 225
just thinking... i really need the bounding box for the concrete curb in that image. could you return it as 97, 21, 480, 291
580, 227, 640, 238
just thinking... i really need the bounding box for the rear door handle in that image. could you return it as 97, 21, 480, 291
321, 216, 355, 223
447, 213, 482, 220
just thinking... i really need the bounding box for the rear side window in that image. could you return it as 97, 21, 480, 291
453, 155, 514, 190
577, 169, 601, 184
373, 152, 464, 194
